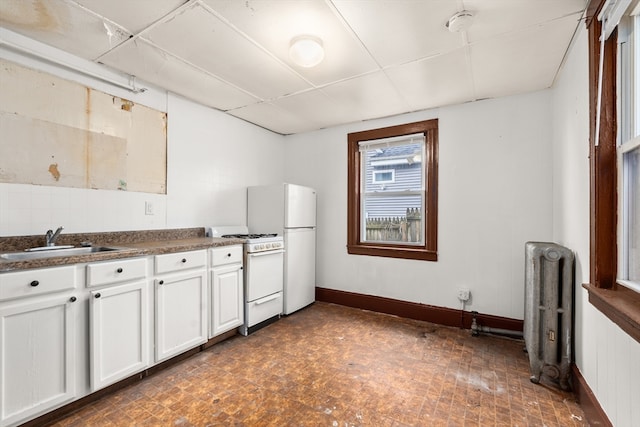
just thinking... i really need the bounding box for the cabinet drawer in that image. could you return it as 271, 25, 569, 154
210, 245, 243, 267
247, 292, 283, 327
86, 258, 147, 288
0, 266, 77, 301
155, 250, 207, 275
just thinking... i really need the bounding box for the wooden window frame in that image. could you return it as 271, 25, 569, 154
584, 0, 640, 343
347, 119, 438, 261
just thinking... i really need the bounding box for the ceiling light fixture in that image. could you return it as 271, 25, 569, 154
289, 35, 324, 68
446, 11, 474, 32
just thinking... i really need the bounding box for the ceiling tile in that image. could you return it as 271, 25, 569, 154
100, 38, 259, 111
229, 101, 321, 135
332, 0, 463, 67
0, 0, 130, 60
385, 49, 475, 111
470, 14, 581, 100
202, 0, 379, 86
271, 89, 357, 130
321, 71, 411, 123
73, 0, 187, 34
142, 2, 311, 100
464, 0, 587, 44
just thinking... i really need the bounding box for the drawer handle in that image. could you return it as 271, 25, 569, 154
30, 280, 39, 287
94, 293, 101, 299
227, 253, 231, 257
159, 280, 164, 285
116, 268, 123, 273
69, 296, 77, 303
181, 258, 187, 263
255, 294, 280, 305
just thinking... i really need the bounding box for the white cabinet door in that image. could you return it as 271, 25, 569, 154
89, 280, 149, 391
0, 293, 77, 427
210, 264, 243, 338
155, 269, 207, 362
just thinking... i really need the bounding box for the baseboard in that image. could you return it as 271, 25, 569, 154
315, 287, 523, 331
571, 364, 612, 426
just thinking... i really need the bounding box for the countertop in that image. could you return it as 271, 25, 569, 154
0, 228, 245, 272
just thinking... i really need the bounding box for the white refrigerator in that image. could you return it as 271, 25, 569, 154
247, 183, 316, 315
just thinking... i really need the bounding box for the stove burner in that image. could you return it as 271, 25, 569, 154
221, 233, 278, 239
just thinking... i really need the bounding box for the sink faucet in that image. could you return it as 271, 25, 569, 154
45, 226, 64, 247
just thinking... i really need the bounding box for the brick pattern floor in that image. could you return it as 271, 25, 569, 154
51, 302, 587, 426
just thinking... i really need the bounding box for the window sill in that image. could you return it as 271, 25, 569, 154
583, 283, 640, 343
347, 244, 437, 261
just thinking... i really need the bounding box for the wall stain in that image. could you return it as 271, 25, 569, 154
48, 163, 60, 181
0, 0, 66, 32
120, 99, 134, 112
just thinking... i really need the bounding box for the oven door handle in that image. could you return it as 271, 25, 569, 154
255, 293, 281, 305
248, 249, 285, 257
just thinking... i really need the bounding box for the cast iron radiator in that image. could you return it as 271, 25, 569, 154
524, 241, 574, 390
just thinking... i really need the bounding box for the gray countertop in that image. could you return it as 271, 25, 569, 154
0, 228, 245, 272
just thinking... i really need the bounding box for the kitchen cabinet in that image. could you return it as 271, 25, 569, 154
154, 250, 207, 362
87, 258, 149, 391
209, 245, 244, 337
0, 266, 78, 427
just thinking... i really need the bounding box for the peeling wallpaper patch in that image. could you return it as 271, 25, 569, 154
0, 59, 167, 194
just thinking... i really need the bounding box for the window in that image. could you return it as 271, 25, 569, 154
585, 0, 640, 343
372, 170, 395, 184
618, 13, 640, 291
347, 119, 438, 261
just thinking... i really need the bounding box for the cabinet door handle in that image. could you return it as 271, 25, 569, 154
227, 253, 231, 257
181, 258, 187, 263
94, 293, 101, 298
159, 280, 164, 285
69, 296, 77, 303
30, 280, 39, 287
116, 268, 123, 273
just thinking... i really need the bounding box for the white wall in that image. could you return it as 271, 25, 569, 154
551, 22, 640, 427
166, 94, 284, 228
285, 90, 554, 319
0, 47, 285, 236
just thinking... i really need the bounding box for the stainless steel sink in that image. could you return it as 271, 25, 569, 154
0, 246, 123, 261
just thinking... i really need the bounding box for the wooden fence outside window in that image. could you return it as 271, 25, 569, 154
365, 208, 422, 242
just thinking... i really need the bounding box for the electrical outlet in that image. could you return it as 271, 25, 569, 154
457, 289, 470, 302
145, 201, 154, 216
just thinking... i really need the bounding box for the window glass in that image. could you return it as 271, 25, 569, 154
623, 144, 640, 281
360, 138, 424, 244
619, 13, 640, 289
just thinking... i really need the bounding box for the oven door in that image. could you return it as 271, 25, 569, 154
245, 249, 284, 302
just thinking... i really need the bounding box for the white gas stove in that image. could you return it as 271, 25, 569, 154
207, 226, 284, 335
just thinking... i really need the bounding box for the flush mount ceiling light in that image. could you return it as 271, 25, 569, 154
289, 35, 324, 68
446, 10, 474, 32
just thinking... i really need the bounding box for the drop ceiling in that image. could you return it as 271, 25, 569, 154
0, 0, 587, 135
